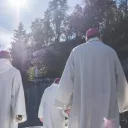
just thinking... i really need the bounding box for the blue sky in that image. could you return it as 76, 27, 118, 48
0, 0, 81, 47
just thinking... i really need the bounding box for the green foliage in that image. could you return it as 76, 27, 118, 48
48, 0, 68, 43
11, 0, 128, 78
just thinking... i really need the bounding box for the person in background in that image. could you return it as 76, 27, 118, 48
54, 28, 128, 128
38, 78, 67, 128
0, 45, 27, 128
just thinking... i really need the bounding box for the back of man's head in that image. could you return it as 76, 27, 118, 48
0, 51, 12, 60
86, 28, 100, 41
54, 78, 60, 84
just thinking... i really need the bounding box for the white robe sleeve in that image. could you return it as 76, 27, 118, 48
55, 51, 75, 109
11, 70, 27, 123
38, 91, 46, 118
115, 53, 128, 113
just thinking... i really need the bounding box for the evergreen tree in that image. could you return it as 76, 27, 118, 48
48, 0, 68, 42
11, 22, 28, 72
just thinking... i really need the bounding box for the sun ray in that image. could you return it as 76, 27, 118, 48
8, 0, 27, 10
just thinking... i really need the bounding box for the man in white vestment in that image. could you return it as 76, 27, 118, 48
38, 78, 67, 128
0, 46, 27, 128
54, 28, 128, 128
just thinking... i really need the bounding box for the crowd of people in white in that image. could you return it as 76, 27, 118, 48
0, 28, 128, 128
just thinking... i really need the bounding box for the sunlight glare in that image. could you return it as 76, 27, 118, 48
9, 0, 27, 10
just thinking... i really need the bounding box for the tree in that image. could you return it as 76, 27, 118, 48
43, 9, 55, 44
30, 19, 44, 49
13, 22, 27, 42
68, 4, 84, 37
48, 0, 68, 43
14, 0, 128, 78
30, 15, 55, 49
119, 0, 128, 15
11, 22, 28, 72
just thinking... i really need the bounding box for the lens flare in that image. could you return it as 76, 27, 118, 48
9, 0, 27, 9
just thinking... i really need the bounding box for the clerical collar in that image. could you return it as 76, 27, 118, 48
87, 37, 100, 43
